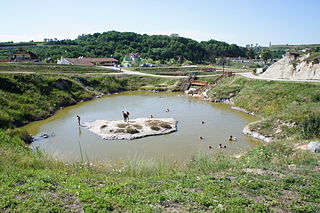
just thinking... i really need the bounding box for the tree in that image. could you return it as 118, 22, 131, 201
261, 49, 272, 63
246, 48, 255, 59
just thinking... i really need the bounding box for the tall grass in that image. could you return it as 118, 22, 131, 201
300, 114, 320, 139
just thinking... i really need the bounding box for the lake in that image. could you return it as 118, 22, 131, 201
23, 91, 261, 162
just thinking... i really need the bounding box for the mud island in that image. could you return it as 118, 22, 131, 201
83, 118, 178, 140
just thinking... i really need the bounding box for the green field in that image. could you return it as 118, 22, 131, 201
0, 72, 319, 212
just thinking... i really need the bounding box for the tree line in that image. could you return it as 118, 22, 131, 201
1, 31, 248, 63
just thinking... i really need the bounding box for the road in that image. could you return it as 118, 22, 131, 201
92, 67, 222, 78
1, 66, 319, 83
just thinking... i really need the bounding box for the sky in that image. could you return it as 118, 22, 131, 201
1, 0, 319, 46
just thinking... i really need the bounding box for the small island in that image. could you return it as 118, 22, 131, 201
83, 118, 178, 140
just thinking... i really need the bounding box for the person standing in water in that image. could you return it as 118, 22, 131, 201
126, 111, 130, 122
77, 115, 81, 126
122, 111, 127, 122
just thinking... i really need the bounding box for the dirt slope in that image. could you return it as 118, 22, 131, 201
261, 53, 320, 80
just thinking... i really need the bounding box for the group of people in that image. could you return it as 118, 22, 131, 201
208, 136, 237, 149
76, 111, 131, 126
208, 143, 227, 150
200, 120, 237, 149
122, 111, 130, 122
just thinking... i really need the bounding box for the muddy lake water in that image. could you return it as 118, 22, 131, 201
23, 91, 261, 162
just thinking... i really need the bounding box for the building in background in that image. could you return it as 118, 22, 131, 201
11, 48, 38, 62
57, 56, 118, 66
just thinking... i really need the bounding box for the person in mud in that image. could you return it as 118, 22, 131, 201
122, 111, 127, 122
77, 115, 81, 126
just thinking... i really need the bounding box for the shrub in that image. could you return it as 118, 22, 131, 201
5, 128, 33, 144
300, 114, 320, 139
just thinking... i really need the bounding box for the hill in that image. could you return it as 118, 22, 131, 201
0, 31, 246, 63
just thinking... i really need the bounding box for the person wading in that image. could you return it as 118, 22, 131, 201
77, 115, 81, 126
126, 111, 130, 122
122, 111, 127, 122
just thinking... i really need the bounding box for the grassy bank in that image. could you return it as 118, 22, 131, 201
1, 130, 319, 212
0, 62, 118, 73
0, 73, 320, 212
0, 74, 182, 129
207, 76, 320, 140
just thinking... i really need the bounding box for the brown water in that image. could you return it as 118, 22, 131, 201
23, 91, 261, 162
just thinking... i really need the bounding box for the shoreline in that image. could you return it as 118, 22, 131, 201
193, 91, 272, 143
21, 84, 271, 144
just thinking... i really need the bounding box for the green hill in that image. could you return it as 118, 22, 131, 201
0, 31, 246, 63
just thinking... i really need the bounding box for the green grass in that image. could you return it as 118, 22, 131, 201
0, 62, 118, 73
0, 74, 181, 129
125, 75, 183, 91
0, 71, 320, 212
207, 76, 320, 140
0, 130, 319, 212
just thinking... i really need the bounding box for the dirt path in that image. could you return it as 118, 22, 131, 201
5, 67, 319, 83
237, 72, 320, 83
96, 67, 223, 78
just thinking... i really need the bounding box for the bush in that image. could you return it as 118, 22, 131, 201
5, 128, 32, 144
300, 114, 320, 139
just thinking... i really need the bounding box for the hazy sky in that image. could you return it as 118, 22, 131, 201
1, 0, 319, 46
